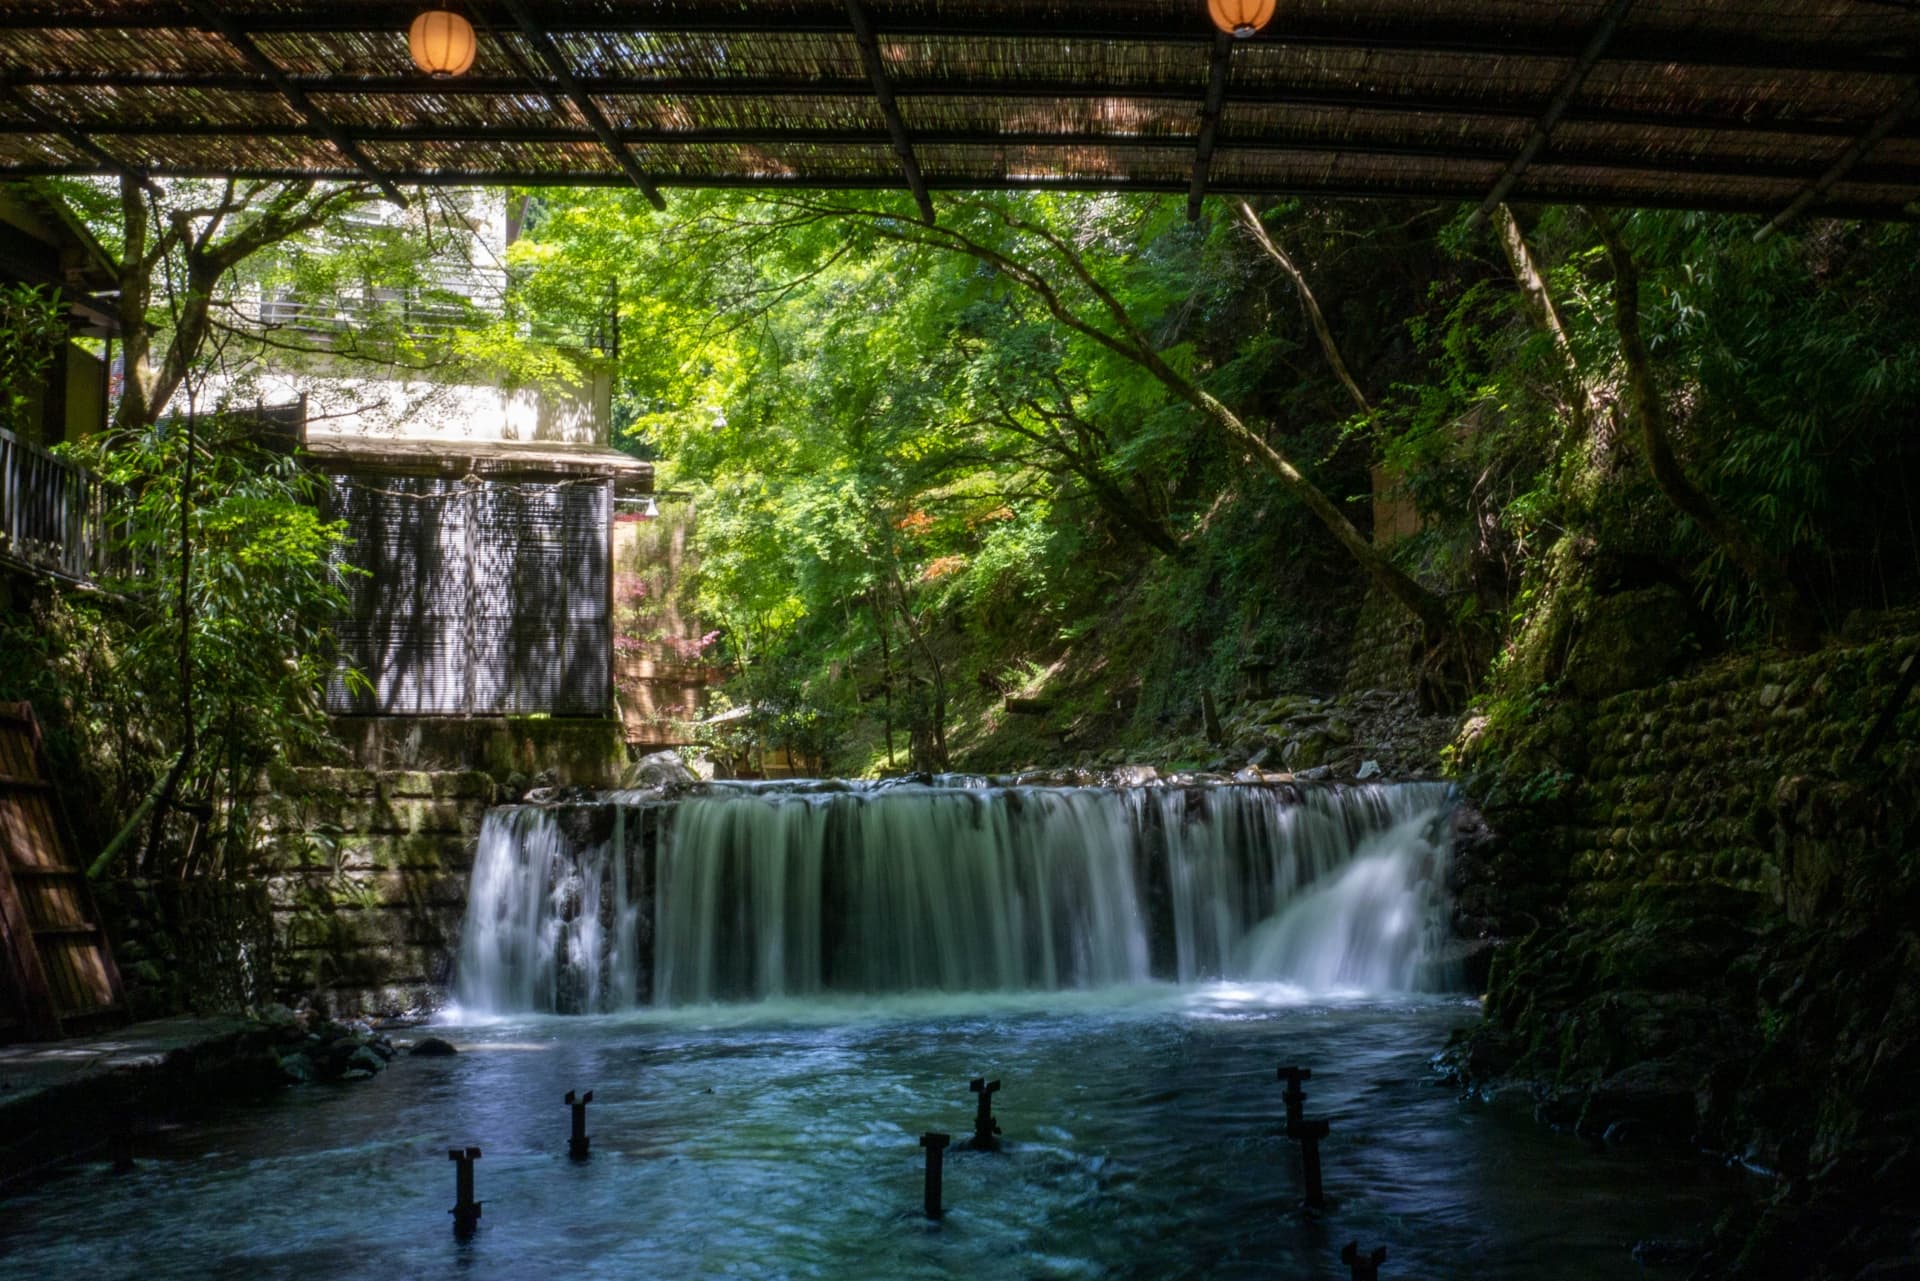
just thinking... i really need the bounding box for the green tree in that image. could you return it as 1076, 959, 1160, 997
0, 280, 65, 438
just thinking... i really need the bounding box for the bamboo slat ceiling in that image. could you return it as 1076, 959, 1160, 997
2, 1, 1918, 225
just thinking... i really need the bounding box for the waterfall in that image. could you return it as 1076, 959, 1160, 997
454, 780, 1457, 1014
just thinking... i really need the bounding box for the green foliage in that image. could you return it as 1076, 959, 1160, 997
55, 415, 357, 871
495, 189, 1920, 775
0, 280, 65, 437
503, 188, 1409, 771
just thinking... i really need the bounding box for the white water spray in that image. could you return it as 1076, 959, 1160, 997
454, 780, 1457, 1013
1234, 807, 1452, 992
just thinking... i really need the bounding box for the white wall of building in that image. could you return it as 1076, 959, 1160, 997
175, 189, 613, 447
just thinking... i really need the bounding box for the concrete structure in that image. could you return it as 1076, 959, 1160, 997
186, 191, 654, 730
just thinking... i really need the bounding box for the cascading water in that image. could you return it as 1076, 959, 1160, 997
454, 805, 644, 1014
454, 780, 1457, 1014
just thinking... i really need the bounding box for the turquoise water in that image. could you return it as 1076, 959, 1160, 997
0, 986, 1733, 1280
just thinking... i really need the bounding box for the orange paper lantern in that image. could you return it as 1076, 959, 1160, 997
409, 7, 477, 78
1207, 0, 1276, 38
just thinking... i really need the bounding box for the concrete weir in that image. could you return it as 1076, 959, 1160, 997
254, 716, 628, 1018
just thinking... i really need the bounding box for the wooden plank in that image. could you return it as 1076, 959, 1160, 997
0, 825, 59, 1041
22, 877, 88, 930
0, 793, 63, 870
0, 702, 125, 1037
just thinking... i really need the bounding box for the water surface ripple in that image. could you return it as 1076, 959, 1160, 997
0, 988, 1731, 1280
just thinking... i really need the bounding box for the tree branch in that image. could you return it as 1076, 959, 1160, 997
1586, 206, 1818, 649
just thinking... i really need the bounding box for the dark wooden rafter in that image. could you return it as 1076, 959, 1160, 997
15, 68, 1915, 161
2, 2, 1917, 222
180, 0, 407, 206
1755, 79, 1920, 240
9, 119, 1916, 189
492, 0, 665, 209
1469, 0, 1635, 227
10, 69, 1918, 147
1188, 32, 1233, 222
0, 80, 160, 194
842, 0, 935, 224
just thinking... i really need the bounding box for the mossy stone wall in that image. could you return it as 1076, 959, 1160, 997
1342, 588, 1421, 693
92, 879, 275, 1020
1566, 631, 1917, 903
255, 766, 496, 1017
1454, 619, 1920, 1278
250, 714, 630, 1015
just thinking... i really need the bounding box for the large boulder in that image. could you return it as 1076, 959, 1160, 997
621, 750, 700, 790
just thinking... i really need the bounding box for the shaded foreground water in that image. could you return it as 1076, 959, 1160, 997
0, 987, 1734, 1280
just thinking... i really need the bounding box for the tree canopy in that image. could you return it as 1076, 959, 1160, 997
507, 188, 1920, 772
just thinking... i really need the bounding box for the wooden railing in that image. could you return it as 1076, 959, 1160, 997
0, 426, 125, 584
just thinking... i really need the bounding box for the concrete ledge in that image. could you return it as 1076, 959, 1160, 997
326, 716, 627, 787
0, 1016, 270, 1188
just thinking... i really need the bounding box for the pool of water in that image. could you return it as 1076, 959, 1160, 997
0, 987, 1732, 1280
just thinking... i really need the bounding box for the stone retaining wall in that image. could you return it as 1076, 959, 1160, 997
1342, 588, 1421, 693
256, 766, 495, 1017
1568, 628, 1917, 901
1451, 618, 1920, 1277
92, 880, 275, 1021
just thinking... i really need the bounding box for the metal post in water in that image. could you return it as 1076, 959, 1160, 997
448, 1146, 483, 1238
1296, 1118, 1330, 1210
1277, 1066, 1311, 1136
565, 1090, 593, 1160
920, 1131, 951, 1218
1341, 1241, 1387, 1279
968, 1077, 1002, 1152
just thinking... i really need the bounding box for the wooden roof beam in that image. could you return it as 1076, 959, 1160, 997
493, 0, 665, 210
14, 69, 1917, 145
1755, 80, 1920, 240
0, 81, 160, 195
1188, 32, 1233, 222
1469, 0, 1633, 228
843, 0, 936, 224
14, 119, 1915, 188
3, 164, 1911, 220
182, 0, 407, 206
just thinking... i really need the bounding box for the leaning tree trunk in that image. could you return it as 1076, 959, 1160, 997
1492, 203, 1605, 451
1230, 203, 1468, 653
838, 203, 1458, 647
1587, 209, 1819, 651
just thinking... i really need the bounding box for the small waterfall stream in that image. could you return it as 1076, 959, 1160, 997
453, 780, 1457, 1014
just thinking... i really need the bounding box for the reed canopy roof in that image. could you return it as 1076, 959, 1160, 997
2, 0, 1918, 225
